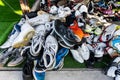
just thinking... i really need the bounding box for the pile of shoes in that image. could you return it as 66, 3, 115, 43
0, 0, 120, 80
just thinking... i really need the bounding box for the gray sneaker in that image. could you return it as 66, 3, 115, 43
0, 47, 13, 67
7, 49, 25, 67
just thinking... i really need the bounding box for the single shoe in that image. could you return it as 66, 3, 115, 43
49, 5, 58, 14
54, 48, 69, 70
28, 11, 50, 26
78, 43, 90, 60
106, 57, 120, 77
33, 68, 45, 80
69, 20, 84, 41
12, 22, 35, 48
94, 42, 106, 58
109, 36, 120, 53
0, 24, 21, 49
42, 35, 58, 70
105, 47, 117, 58
30, 25, 46, 57
0, 47, 13, 67
54, 20, 75, 47
58, 6, 71, 18
22, 59, 34, 80
99, 24, 117, 42
88, 0, 94, 14
7, 52, 24, 67
70, 48, 84, 63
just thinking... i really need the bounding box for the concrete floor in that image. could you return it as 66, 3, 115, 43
0, 68, 113, 80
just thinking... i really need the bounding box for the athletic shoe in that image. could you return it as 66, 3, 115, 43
30, 25, 46, 57
0, 47, 13, 67
69, 20, 84, 41
12, 22, 35, 48
99, 24, 117, 42
49, 5, 58, 14
114, 29, 120, 37
7, 52, 24, 67
58, 6, 71, 18
94, 42, 106, 58
33, 59, 46, 80
109, 36, 120, 53
54, 48, 69, 70
54, 20, 75, 47
78, 4, 88, 14
105, 47, 118, 58
42, 35, 58, 70
28, 11, 50, 26
70, 48, 84, 63
106, 57, 120, 77
94, 27, 102, 35
33, 68, 45, 80
22, 59, 34, 80
0, 24, 21, 48
78, 43, 90, 60
88, 0, 94, 14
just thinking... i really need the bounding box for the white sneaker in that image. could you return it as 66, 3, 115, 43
49, 5, 58, 14
78, 43, 90, 60
30, 25, 46, 57
28, 12, 50, 26
70, 49, 84, 63
0, 24, 21, 48
58, 6, 71, 18
94, 42, 106, 58
12, 22, 35, 48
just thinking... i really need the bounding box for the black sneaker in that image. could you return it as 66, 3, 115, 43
54, 20, 79, 47
22, 59, 34, 80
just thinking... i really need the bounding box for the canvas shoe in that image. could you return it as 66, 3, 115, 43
12, 22, 35, 48
78, 43, 90, 60
70, 48, 84, 63
54, 48, 69, 70
54, 20, 75, 47
106, 57, 120, 77
22, 59, 34, 80
42, 35, 58, 70
7, 51, 24, 67
30, 25, 46, 57
0, 24, 21, 49
109, 36, 120, 53
28, 11, 50, 26
99, 24, 117, 42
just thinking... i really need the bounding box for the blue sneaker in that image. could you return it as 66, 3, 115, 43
33, 59, 46, 80
54, 48, 69, 70
33, 68, 45, 80
109, 36, 120, 53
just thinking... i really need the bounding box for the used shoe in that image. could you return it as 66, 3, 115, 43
12, 22, 35, 48
7, 49, 24, 67
0, 24, 21, 48
22, 59, 34, 80
42, 35, 58, 70
54, 48, 69, 70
